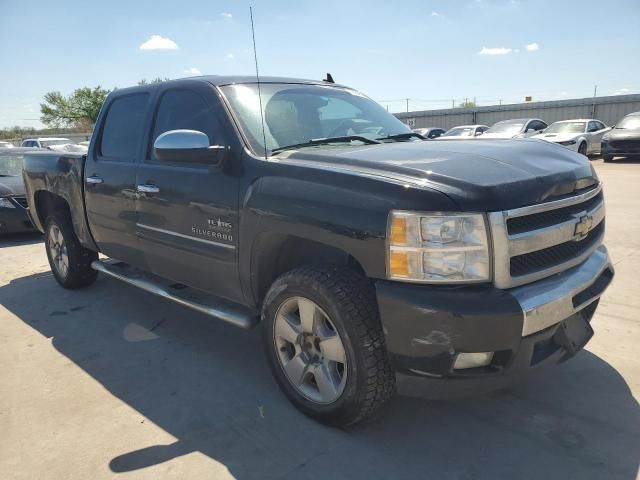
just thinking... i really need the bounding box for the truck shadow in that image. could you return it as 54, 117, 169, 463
1, 272, 638, 480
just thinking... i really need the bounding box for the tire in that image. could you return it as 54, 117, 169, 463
603, 154, 613, 162
578, 142, 587, 156
261, 265, 396, 426
45, 214, 98, 289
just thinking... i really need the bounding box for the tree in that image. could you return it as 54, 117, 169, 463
458, 100, 477, 108
138, 77, 170, 86
40, 86, 111, 129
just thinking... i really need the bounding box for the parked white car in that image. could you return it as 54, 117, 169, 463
437, 125, 489, 139
481, 118, 548, 139
537, 119, 610, 156
21, 137, 71, 148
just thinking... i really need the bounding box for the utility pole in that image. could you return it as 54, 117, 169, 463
452, 99, 455, 109
593, 85, 598, 97
406, 98, 409, 113
499, 99, 503, 106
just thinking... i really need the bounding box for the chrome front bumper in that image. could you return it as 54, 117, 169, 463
510, 245, 613, 336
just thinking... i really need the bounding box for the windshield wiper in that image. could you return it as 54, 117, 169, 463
271, 136, 381, 155
376, 132, 425, 141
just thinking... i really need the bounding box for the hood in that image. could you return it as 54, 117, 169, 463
0, 175, 25, 197
436, 136, 475, 141
278, 139, 597, 211
605, 128, 640, 140
477, 132, 517, 139
537, 132, 580, 143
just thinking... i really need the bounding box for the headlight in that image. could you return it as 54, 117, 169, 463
0, 197, 16, 209
558, 140, 577, 146
387, 211, 490, 283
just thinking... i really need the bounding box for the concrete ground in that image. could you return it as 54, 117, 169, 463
1, 158, 639, 480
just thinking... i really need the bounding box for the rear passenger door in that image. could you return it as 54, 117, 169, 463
587, 121, 607, 153
135, 83, 243, 302
84, 92, 151, 268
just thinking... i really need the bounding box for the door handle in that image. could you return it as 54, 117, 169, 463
86, 175, 103, 184
137, 184, 160, 194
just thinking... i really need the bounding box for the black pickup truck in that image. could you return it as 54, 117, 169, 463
23, 76, 614, 426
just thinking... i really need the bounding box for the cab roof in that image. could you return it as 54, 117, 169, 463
198, 75, 346, 87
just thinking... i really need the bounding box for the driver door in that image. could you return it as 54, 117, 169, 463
135, 83, 243, 303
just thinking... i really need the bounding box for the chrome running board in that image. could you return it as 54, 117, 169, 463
91, 259, 257, 329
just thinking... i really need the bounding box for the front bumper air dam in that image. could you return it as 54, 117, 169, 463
0, 208, 36, 234
375, 245, 613, 378
601, 141, 640, 157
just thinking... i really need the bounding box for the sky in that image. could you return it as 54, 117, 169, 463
0, 0, 639, 128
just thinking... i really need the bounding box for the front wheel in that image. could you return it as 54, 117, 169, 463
578, 142, 587, 156
45, 215, 98, 289
262, 266, 396, 426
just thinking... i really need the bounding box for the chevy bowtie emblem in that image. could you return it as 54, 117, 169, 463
574, 215, 593, 241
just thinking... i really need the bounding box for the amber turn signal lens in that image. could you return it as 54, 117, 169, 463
389, 251, 409, 277
390, 217, 407, 245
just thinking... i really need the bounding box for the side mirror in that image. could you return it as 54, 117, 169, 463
153, 129, 227, 165
475, 131, 483, 136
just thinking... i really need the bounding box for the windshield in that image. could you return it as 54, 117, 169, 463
40, 139, 70, 147
545, 122, 585, 134
442, 127, 474, 137
617, 115, 640, 129
485, 122, 524, 135
220, 83, 411, 155
0, 154, 24, 176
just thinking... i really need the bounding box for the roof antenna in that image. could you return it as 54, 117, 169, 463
250, 6, 268, 159
324, 73, 335, 83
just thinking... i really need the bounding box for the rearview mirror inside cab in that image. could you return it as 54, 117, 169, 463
154, 129, 227, 165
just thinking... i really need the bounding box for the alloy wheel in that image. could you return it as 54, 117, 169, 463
48, 224, 69, 279
273, 296, 348, 404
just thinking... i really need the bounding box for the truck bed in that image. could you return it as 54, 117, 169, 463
23, 151, 96, 250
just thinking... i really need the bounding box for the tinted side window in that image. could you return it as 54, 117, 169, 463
100, 93, 149, 161
595, 121, 606, 130
151, 89, 226, 160
530, 120, 546, 131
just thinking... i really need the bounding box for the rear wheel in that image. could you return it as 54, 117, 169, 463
262, 266, 396, 426
45, 215, 98, 289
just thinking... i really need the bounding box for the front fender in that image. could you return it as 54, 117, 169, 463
237, 161, 458, 304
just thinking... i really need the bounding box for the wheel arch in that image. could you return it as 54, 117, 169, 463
250, 233, 366, 309
33, 190, 72, 228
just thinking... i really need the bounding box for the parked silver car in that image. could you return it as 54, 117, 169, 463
481, 118, 548, 139
413, 127, 446, 139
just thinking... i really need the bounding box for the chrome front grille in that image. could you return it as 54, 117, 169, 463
488, 184, 605, 289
